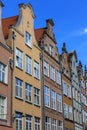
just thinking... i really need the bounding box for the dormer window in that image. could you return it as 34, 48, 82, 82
25, 31, 32, 47
49, 45, 54, 56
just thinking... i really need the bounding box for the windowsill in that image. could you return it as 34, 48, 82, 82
45, 105, 50, 108
15, 96, 23, 101
0, 118, 7, 122
44, 74, 49, 77
58, 111, 63, 113
34, 76, 40, 80
16, 66, 23, 71
34, 104, 40, 107
25, 100, 32, 104
25, 72, 32, 76
25, 43, 32, 49
0, 81, 8, 86
52, 108, 57, 111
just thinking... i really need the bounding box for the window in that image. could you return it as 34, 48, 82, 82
45, 117, 51, 130
68, 85, 71, 98
16, 48, 23, 69
52, 119, 57, 130
0, 62, 8, 83
62, 81, 67, 95
72, 87, 75, 98
51, 90, 56, 110
25, 31, 32, 47
25, 83, 32, 103
15, 112, 22, 130
34, 117, 40, 130
44, 86, 50, 107
34, 87, 40, 106
74, 109, 76, 122
34, 61, 40, 79
79, 113, 82, 124
58, 121, 63, 130
49, 45, 54, 56
50, 66, 55, 81
26, 56, 32, 75
0, 96, 7, 119
44, 61, 49, 77
16, 78, 22, 99
64, 104, 68, 118
26, 115, 32, 130
56, 70, 61, 85
57, 94, 62, 113
69, 106, 73, 120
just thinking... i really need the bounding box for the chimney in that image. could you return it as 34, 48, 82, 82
0, 0, 5, 44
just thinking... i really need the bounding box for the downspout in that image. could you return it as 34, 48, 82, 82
10, 30, 16, 126
40, 41, 45, 130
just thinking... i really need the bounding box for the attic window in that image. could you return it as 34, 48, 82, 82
49, 45, 54, 56
25, 31, 32, 47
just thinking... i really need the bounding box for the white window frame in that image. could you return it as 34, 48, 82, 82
44, 86, 50, 107
34, 61, 40, 79
26, 55, 32, 75
25, 31, 32, 47
49, 45, 54, 56
16, 48, 23, 69
0, 62, 8, 84
34, 87, 40, 106
51, 90, 56, 110
64, 104, 68, 118
25, 83, 32, 103
34, 117, 40, 130
16, 78, 23, 99
52, 119, 57, 130
57, 94, 62, 113
0, 96, 7, 119
68, 85, 71, 98
69, 106, 73, 120
45, 116, 51, 130
26, 115, 32, 130
58, 120, 63, 130
44, 61, 49, 77
56, 70, 61, 85
15, 112, 22, 130
50, 66, 55, 81
62, 81, 67, 95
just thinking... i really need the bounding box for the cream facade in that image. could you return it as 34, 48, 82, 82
6, 4, 41, 130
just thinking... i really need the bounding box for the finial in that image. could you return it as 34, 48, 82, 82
62, 42, 67, 53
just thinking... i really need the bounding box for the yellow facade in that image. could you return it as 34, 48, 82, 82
7, 4, 41, 130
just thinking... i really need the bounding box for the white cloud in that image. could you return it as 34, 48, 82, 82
83, 28, 87, 33
71, 28, 87, 37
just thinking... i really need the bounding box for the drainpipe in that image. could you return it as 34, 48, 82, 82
40, 41, 45, 130
10, 30, 16, 126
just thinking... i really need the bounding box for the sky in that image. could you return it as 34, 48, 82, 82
1, 0, 87, 68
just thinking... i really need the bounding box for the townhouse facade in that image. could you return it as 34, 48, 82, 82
82, 65, 87, 130
2, 3, 42, 130
1, 1, 87, 130
60, 43, 74, 130
0, 1, 13, 130
69, 51, 83, 130
35, 19, 63, 130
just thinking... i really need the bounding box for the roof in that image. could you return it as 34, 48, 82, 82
35, 28, 45, 42
2, 15, 18, 39
69, 50, 78, 62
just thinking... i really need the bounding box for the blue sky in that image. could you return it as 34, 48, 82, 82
2, 0, 87, 67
